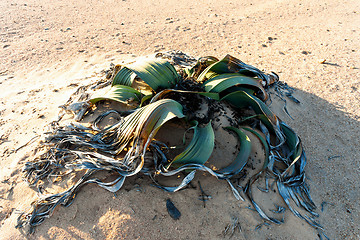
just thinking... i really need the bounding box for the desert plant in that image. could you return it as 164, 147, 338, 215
16, 52, 326, 238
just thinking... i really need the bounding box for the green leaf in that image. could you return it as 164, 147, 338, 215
139, 94, 154, 107
137, 99, 184, 141
112, 58, 180, 91
241, 127, 269, 169
150, 89, 220, 103
203, 73, 267, 100
197, 55, 273, 87
221, 90, 284, 146
113, 99, 185, 155
89, 85, 142, 105
112, 67, 137, 86
184, 56, 219, 78
279, 122, 306, 178
216, 127, 251, 177
221, 90, 277, 124
169, 121, 215, 167
280, 122, 301, 160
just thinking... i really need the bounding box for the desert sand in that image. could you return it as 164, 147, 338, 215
0, 0, 359, 239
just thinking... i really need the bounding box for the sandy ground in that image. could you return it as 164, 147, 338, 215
0, 0, 359, 239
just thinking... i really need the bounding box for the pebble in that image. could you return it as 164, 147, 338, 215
166, 199, 181, 220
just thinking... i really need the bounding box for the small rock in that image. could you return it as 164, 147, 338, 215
166, 199, 181, 220
262, 44, 267, 47
3, 45, 10, 48
301, 51, 311, 55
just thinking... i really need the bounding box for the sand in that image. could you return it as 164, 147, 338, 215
0, 0, 359, 239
